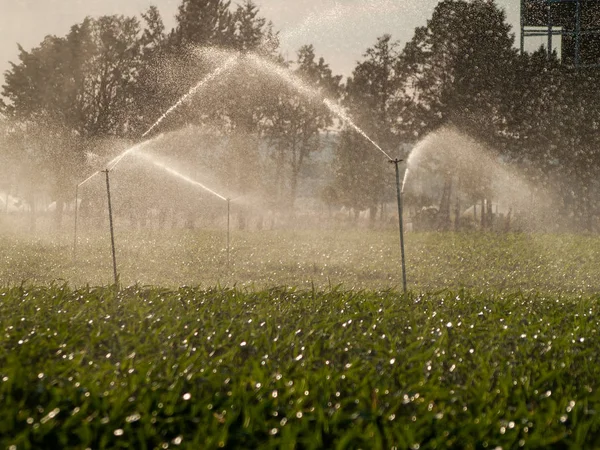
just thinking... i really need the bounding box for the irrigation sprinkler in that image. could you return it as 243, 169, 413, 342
130, 151, 234, 266
390, 158, 407, 294
102, 170, 119, 287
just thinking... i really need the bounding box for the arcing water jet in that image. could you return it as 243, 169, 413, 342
141, 56, 239, 139
77, 54, 238, 187
132, 151, 228, 202
131, 150, 235, 268
74, 46, 406, 287
245, 53, 394, 161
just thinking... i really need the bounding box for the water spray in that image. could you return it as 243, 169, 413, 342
130, 151, 234, 267
390, 159, 407, 294
102, 170, 119, 287
401, 168, 410, 194
133, 151, 228, 201
73, 56, 242, 282
244, 51, 409, 289
141, 56, 239, 139
71, 48, 407, 287
77, 170, 101, 189
322, 99, 394, 161
245, 53, 394, 161
75, 55, 238, 186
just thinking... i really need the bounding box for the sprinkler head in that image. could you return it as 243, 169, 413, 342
389, 158, 404, 164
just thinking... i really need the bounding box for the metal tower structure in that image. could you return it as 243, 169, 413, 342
521, 0, 600, 68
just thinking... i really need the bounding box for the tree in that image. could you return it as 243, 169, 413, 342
507, 49, 600, 230
265, 45, 342, 210
1, 15, 143, 227
333, 35, 402, 223
3, 36, 76, 128
232, 0, 277, 54
333, 129, 374, 218
396, 0, 517, 141
385, 0, 520, 228
173, 0, 234, 49
167, 1, 281, 227
130, 6, 169, 134
80, 15, 143, 137
3, 15, 143, 138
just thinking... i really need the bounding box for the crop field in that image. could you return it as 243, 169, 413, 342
2, 228, 600, 293
2, 230, 600, 448
2, 286, 600, 449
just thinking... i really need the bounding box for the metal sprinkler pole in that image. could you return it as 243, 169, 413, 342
73, 184, 79, 259
390, 159, 407, 293
227, 198, 231, 268
102, 170, 119, 286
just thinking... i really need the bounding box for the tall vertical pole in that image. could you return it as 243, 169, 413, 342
391, 159, 407, 293
103, 170, 119, 286
547, 3, 553, 59
73, 184, 79, 259
227, 198, 231, 268
520, 0, 525, 55
575, 0, 581, 67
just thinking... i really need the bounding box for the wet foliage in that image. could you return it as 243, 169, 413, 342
1, 285, 600, 448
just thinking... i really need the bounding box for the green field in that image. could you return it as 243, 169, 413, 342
2, 286, 600, 449
2, 230, 600, 448
2, 228, 600, 293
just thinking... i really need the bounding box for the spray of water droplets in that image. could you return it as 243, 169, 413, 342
245, 53, 393, 161
77, 47, 392, 190
401, 168, 410, 194
279, 0, 415, 49
132, 151, 228, 202
141, 56, 238, 139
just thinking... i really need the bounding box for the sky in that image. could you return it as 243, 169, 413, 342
0, 0, 543, 84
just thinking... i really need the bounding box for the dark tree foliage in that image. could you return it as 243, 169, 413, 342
332, 35, 402, 221
397, 0, 518, 141
265, 45, 342, 210
173, 0, 234, 49
1, 15, 142, 225
3, 0, 600, 232
506, 49, 600, 229
3, 16, 142, 138
130, 6, 168, 135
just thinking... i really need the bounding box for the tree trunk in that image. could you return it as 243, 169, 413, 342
369, 205, 377, 228
29, 194, 37, 233
159, 208, 168, 229
54, 198, 65, 230
290, 172, 299, 212
454, 198, 461, 231
238, 208, 246, 230
185, 211, 195, 229
480, 199, 486, 230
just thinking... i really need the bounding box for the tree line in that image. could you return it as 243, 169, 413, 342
1, 0, 600, 231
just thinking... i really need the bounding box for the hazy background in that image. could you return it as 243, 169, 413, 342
0, 0, 540, 82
